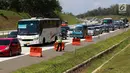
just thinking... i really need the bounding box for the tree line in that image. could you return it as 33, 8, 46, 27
77, 4, 130, 18
0, 0, 62, 17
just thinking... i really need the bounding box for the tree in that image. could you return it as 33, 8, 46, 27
0, 0, 62, 17
77, 4, 130, 18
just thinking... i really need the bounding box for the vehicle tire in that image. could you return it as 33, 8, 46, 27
65, 37, 67, 39
119, 27, 121, 29
18, 48, 21, 55
9, 50, 12, 57
107, 30, 109, 33
42, 38, 45, 45
112, 28, 114, 31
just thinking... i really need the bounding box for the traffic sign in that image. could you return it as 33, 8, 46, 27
118, 4, 127, 14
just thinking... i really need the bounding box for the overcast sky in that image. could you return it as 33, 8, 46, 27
59, 0, 130, 15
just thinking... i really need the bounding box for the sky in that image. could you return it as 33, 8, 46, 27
59, 0, 130, 15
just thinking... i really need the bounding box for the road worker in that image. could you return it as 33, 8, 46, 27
56, 33, 63, 51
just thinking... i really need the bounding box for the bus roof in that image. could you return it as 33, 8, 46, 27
19, 18, 60, 21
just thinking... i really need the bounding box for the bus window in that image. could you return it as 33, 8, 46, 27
18, 21, 39, 35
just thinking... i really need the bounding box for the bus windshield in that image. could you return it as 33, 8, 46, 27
18, 21, 39, 35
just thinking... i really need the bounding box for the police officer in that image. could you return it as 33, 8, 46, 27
56, 33, 63, 51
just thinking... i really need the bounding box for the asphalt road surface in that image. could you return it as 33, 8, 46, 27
0, 28, 129, 73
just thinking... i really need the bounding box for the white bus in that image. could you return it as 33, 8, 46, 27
17, 18, 61, 46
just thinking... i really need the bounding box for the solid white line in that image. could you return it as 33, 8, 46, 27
92, 44, 130, 73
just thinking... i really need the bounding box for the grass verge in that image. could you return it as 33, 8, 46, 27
0, 35, 7, 38
59, 13, 80, 25
95, 44, 130, 73
80, 37, 130, 73
12, 29, 130, 73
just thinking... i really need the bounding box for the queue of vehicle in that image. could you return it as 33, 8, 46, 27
0, 17, 129, 57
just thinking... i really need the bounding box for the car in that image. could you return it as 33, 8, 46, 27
102, 18, 114, 32
101, 24, 110, 33
108, 24, 115, 31
94, 25, 103, 34
0, 38, 21, 56
113, 21, 121, 29
8, 31, 17, 38
88, 27, 96, 36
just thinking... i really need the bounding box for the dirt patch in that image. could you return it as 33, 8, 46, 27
0, 16, 21, 30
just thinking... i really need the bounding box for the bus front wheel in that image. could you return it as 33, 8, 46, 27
42, 38, 45, 46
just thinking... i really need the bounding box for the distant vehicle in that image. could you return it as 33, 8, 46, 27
88, 27, 96, 36
60, 27, 67, 39
72, 24, 88, 38
60, 23, 70, 39
101, 24, 110, 33
102, 18, 114, 32
113, 21, 121, 29
8, 31, 17, 38
118, 20, 126, 28
17, 18, 61, 46
0, 38, 21, 56
94, 25, 103, 35
61, 26, 70, 31
67, 28, 74, 37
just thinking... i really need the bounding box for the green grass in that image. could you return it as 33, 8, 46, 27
0, 35, 7, 38
81, 37, 130, 73
12, 29, 130, 73
59, 13, 80, 25
0, 10, 31, 31
95, 44, 130, 73
0, 10, 30, 18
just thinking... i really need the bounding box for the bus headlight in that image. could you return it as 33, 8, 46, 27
18, 38, 22, 40
34, 37, 39, 40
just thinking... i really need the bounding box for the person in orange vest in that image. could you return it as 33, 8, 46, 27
56, 33, 63, 51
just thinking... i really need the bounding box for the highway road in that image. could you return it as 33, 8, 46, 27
0, 28, 128, 73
